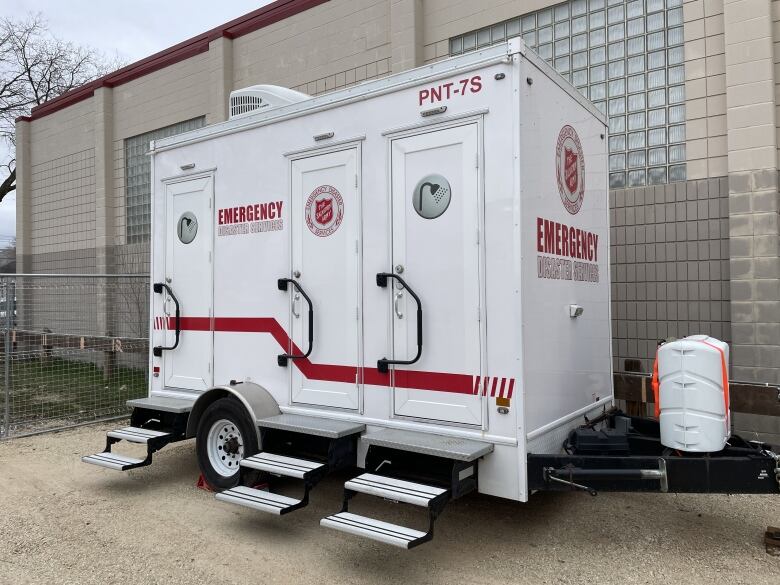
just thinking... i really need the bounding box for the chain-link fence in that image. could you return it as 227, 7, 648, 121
0, 274, 149, 438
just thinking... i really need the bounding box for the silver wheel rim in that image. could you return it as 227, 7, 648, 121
206, 418, 244, 477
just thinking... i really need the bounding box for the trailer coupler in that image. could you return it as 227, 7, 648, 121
544, 459, 668, 496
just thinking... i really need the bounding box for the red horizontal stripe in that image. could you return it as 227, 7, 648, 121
163, 315, 487, 395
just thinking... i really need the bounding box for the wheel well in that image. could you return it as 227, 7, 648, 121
185, 382, 281, 447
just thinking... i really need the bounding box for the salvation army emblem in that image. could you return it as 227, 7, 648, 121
305, 184, 344, 237
556, 125, 585, 215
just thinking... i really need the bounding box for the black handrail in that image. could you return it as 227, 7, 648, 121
153, 282, 180, 357
376, 272, 422, 374
277, 278, 314, 367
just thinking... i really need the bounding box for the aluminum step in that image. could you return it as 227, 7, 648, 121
216, 485, 302, 515
346, 473, 448, 507
106, 427, 171, 444
240, 452, 326, 480
257, 413, 365, 439
361, 428, 493, 462
126, 395, 193, 414
81, 452, 146, 471
321, 512, 429, 549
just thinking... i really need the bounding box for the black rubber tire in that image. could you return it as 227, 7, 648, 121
196, 397, 259, 491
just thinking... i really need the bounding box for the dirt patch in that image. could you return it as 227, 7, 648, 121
0, 423, 778, 585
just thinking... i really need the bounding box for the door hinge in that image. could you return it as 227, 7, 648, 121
355, 239, 359, 254
475, 153, 479, 169
356, 306, 360, 320
355, 174, 358, 188
477, 306, 481, 321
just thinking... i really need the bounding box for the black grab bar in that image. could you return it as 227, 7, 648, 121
277, 278, 314, 367
376, 272, 422, 374
153, 282, 180, 357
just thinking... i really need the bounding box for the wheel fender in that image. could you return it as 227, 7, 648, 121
186, 382, 280, 448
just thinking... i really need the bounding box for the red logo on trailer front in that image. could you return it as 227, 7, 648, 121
305, 185, 344, 237
556, 125, 585, 215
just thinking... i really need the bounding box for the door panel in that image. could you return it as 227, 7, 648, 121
290, 149, 360, 410
390, 124, 483, 426
163, 175, 213, 391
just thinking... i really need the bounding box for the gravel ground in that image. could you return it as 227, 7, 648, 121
0, 423, 778, 585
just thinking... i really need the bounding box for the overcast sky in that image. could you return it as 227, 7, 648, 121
1, 0, 275, 240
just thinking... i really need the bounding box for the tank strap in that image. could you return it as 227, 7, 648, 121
695, 339, 730, 429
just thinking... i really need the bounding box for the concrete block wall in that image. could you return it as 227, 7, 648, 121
610, 178, 731, 374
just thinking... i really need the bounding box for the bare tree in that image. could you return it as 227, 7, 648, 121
0, 14, 123, 202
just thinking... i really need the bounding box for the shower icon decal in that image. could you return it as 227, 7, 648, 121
412, 174, 451, 219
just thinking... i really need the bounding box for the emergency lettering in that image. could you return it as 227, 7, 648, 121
218, 201, 283, 225
536, 217, 599, 262
217, 200, 284, 237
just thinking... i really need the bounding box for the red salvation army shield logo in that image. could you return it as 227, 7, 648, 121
305, 184, 344, 237
556, 125, 585, 215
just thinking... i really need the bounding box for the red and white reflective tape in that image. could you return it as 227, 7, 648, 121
471, 376, 515, 398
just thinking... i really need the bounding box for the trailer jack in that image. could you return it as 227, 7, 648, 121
544, 459, 669, 495
544, 467, 598, 496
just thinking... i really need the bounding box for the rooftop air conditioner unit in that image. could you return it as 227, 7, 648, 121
228, 85, 310, 120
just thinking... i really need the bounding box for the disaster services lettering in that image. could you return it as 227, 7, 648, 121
218, 201, 283, 236
536, 217, 600, 283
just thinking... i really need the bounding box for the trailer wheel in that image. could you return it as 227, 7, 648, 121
196, 397, 259, 491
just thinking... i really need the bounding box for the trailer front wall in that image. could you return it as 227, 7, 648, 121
519, 56, 612, 452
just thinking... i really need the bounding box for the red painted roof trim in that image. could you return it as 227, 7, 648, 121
20, 0, 328, 122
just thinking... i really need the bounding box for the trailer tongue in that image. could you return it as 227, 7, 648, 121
81, 39, 778, 549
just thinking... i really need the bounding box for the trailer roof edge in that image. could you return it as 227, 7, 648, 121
152, 43, 517, 152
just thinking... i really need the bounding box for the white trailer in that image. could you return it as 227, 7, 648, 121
83, 39, 779, 549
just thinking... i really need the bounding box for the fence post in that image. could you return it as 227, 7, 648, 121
3, 278, 10, 439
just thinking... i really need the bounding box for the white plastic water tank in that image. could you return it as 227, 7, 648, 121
656, 335, 730, 452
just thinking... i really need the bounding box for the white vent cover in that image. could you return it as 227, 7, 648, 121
229, 85, 310, 120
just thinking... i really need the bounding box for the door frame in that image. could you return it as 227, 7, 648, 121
383, 116, 489, 429
285, 140, 365, 413
160, 169, 216, 394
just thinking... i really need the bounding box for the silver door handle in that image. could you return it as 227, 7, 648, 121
292, 293, 301, 318
394, 291, 404, 319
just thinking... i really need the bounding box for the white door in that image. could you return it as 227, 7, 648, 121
390, 124, 483, 425
162, 174, 213, 391
290, 148, 360, 410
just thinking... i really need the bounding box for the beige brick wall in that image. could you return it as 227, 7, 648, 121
684, 0, 728, 179
234, 0, 391, 95
27, 99, 97, 266
772, 0, 780, 161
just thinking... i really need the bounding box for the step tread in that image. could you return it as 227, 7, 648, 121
257, 413, 365, 439
216, 485, 301, 515
107, 427, 170, 443
346, 473, 448, 507
82, 452, 144, 470
361, 428, 493, 462
240, 452, 326, 479
321, 512, 427, 549
127, 396, 193, 414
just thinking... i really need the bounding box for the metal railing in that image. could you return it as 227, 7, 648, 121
0, 274, 149, 438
